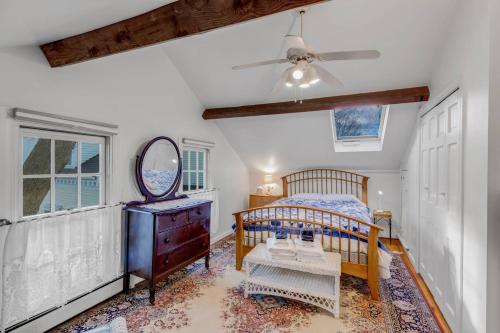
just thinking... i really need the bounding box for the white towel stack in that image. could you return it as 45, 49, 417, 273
266, 238, 296, 261
294, 239, 326, 263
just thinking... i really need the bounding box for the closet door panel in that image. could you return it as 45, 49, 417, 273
441, 97, 462, 328
419, 113, 433, 282
419, 91, 462, 332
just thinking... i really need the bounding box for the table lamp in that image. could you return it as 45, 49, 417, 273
264, 174, 274, 195
376, 190, 384, 212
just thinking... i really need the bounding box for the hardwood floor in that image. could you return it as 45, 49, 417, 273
380, 238, 452, 333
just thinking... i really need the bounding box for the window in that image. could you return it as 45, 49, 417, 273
182, 148, 207, 192
330, 105, 389, 152
21, 129, 106, 217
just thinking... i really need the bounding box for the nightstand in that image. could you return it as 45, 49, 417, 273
249, 194, 282, 208
373, 210, 393, 243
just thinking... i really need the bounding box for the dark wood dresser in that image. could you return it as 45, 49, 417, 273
124, 198, 212, 303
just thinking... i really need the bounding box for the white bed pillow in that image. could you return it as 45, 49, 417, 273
321, 194, 362, 203
290, 193, 325, 200
291, 193, 363, 204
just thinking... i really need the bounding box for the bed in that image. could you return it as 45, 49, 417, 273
233, 169, 391, 300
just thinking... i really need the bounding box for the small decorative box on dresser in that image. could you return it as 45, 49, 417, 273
124, 136, 212, 304
124, 198, 211, 303
249, 194, 282, 208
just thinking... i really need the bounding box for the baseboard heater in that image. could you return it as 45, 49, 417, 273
6, 277, 123, 333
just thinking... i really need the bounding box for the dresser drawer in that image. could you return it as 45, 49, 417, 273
157, 221, 209, 255
189, 203, 211, 224
155, 234, 209, 274
157, 210, 189, 231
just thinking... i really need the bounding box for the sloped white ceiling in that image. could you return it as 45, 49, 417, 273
160, 0, 454, 171
215, 103, 419, 172
163, 0, 456, 108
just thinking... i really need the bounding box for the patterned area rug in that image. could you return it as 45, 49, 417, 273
52, 236, 440, 333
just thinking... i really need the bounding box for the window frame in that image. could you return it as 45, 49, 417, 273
19, 128, 107, 218
330, 105, 390, 152
181, 146, 209, 193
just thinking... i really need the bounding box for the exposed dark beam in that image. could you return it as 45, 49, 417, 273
202, 86, 430, 119
40, 0, 329, 67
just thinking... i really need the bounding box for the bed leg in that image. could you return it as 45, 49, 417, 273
367, 228, 380, 301
368, 274, 380, 301
236, 256, 243, 270
234, 212, 243, 271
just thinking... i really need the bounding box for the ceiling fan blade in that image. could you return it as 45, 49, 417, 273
271, 67, 293, 96
315, 50, 381, 62
232, 58, 288, 70
285, 35, 306, 49
311, 64, 344, 88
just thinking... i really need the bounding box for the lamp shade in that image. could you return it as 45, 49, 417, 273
264, 174, 273, 184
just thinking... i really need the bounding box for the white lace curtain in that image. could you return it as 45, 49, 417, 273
1, 205, 122, 330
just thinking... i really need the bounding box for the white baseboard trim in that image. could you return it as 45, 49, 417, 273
211, 228, 234, 244
9, 278, 123, 333
398, 234, 418, 272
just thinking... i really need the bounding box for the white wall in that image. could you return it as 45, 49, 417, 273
401, 0, 491, 331
249, 170, 401, 238
0, 46, 249, 236
487, 0, 500, 332
399, 125, 420, 267
0, 45, 249, 329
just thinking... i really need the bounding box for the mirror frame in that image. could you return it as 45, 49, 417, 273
135, 136, 183, 202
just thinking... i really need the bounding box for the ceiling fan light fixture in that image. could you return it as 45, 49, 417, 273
299, 79, 310, 89
310, 77, 320, 85
285, 82, 293, 88
305, 66, 320, 85
292, 68, 304, 80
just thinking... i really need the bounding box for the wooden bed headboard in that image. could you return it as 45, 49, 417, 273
281, 169, 369, 205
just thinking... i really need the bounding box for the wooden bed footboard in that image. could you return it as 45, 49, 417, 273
233, 205, 383, 300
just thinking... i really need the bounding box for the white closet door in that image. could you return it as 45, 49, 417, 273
419, 91, 462, 332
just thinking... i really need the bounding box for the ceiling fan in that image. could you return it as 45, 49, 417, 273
232, 9, 381, 96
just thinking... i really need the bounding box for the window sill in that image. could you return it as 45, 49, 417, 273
180, 188, 217, 195
333, 140, 383, 152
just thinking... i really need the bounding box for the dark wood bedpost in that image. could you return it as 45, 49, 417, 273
361, 177, 369, 205
234, 212, 244, 270
282, 176, 288, 197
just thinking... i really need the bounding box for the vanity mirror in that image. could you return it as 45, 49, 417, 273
135, 136, 183, 202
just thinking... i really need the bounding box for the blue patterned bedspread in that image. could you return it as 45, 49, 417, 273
270, 197, 372, 223
233, 196, 388, 252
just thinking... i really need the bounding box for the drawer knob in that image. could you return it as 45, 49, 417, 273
163, 258, 169, 265
163, 238, 170, 244
171, 216, 176, 222
196, 210, 202, 215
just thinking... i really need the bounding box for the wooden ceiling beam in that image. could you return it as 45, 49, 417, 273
202, 86, 430, 119
40, 0, 329, 67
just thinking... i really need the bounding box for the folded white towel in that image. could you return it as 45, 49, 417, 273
294, 239, 325, 258
267, 252, 296, 261
297, 254, 327, 264
267, 238, 296, 256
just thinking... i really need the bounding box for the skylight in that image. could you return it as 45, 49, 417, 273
330, 105, 389, 152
